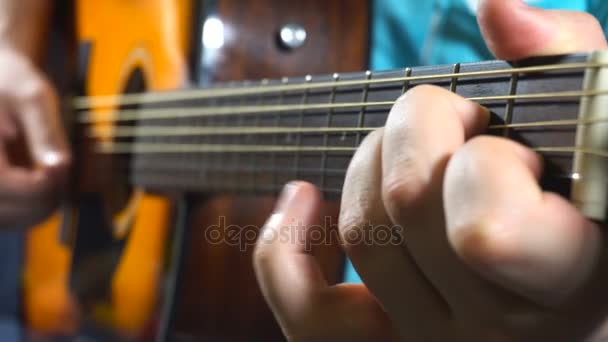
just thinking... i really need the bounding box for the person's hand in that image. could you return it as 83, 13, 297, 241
0, 47, 69, 228
254, 0, 608, 341
254, 182, 398, 341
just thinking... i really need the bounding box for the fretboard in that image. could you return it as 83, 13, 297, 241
99, 54, 590, 198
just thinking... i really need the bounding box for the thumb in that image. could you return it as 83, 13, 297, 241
478, 0, 607, 60
253, 182, 395, 340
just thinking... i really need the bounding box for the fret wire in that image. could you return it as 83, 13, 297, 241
132, 99, 149, 184
231, 81, 249, 191
320, 74, 340, 192
73, 61, 605, 109
355, 71, 373, 146
450, 63, 460, 93
225, 81, 243, 190
209, 88, 223, 192
251, 79, 268, 193
503, 73, 519, 137
293, 76, 312, 183
220, 82, 240, 191
79, 89, 608, 123
193, 90, 204, 186
401, 67, 412, 94
179, 84, 192, 188
220, 83, 239, 191
272, 78, 288, 192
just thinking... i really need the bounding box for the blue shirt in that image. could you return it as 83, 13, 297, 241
343, 0, 608, 283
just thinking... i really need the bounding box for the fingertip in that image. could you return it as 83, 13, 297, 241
398, 85, 490, 138
258, 181, 322, 253
478, 0, 554, 59
478, 0, 606, 60
274, 181, 321, 214
479, 137, 543, 179
450, 98, 490, 138
507, 140, 543, 180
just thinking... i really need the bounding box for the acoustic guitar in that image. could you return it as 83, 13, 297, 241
24, 0, 366, 339
21, 0, 608, 340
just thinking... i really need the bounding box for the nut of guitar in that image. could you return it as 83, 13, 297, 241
571, 49, 608, 221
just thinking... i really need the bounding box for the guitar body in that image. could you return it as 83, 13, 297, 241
24, 0, 193, 336
23, 0, 369, 339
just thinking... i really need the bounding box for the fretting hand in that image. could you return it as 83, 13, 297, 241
254, 0, 608, 341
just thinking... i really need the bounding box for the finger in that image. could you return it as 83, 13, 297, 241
340, 129, 454, 341
254, 183, 326, 321
478, 0, 608, 60
17, 77, 70, 170
381, 85, 489, 227
254, 182, 395, 340
444, 136, 602, 306
380, 85, 532, 329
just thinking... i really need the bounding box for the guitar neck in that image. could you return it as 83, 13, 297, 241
113, 53, 590, 198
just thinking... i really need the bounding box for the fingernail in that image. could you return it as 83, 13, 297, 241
261, 182, 300, 239
275, 181, 300, 213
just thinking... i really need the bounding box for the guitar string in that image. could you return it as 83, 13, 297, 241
116, 157, 585, 186
72, 61, 606, 109
87, 117, 608, 139
94, 142, 608, 160
77, 89, 608, 123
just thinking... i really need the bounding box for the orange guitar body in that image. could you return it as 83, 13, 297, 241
23, 0, 192, 336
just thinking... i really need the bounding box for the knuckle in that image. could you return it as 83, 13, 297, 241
252, 241, 270, 269
382, 171, 424, 215
338, 212, 366, 254
252, 231, 279, 272
448, 219, 519, 268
